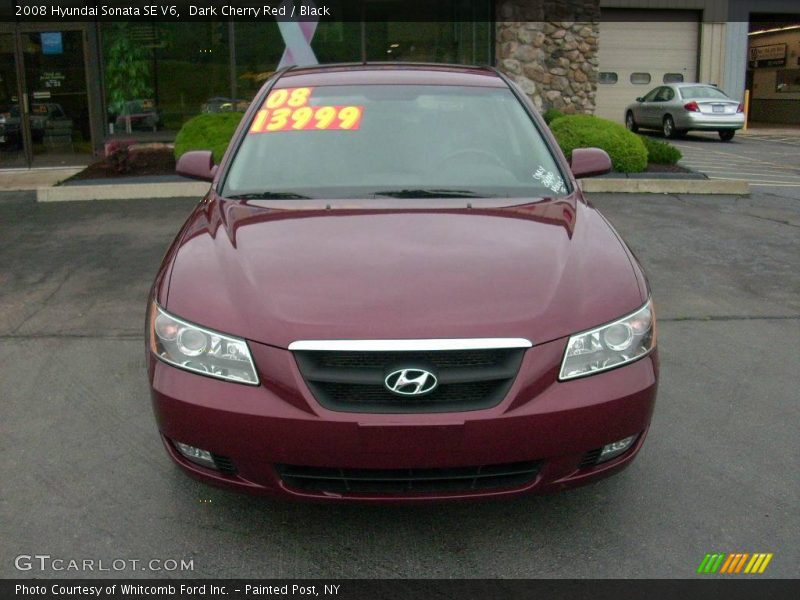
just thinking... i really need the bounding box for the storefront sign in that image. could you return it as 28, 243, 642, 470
40, 71, 66, 89
749, 44, 787, 68
41, 32, 63, 55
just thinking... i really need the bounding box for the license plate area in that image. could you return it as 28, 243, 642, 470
712, 104, 725, 113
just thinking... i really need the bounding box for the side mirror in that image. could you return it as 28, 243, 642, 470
636, 97, 644, 103
176, 150, 217, 182
570, 147, 612, 179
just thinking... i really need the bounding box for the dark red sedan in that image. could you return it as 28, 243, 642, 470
147, 64, 658, 502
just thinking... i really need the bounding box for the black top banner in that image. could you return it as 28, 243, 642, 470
4, 0, 796, 23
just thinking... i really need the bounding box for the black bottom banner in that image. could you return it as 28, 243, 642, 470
3, 579, 798, 600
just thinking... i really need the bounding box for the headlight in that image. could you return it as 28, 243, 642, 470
148, 303, 259, 385
559, 299, 655, 380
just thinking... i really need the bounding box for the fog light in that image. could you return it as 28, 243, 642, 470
174, 441, 217, 469
598, 435, 637, 463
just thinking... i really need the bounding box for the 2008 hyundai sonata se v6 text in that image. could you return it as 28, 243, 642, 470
146, 63, 658, 502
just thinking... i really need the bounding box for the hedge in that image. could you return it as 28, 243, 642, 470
542, 108, 565, 125
173, 112, 244, 163
549, 114, 648, 173
639, 134, 682, 165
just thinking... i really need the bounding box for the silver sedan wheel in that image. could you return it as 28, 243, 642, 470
626, 112, 638, 132
663, 116, 676, 139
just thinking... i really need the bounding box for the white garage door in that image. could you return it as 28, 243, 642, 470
596, 10, 700, 122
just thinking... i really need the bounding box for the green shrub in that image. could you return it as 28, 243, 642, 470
639, 135, 682, 165
549, 114, 648, 173
542, 108, 565, 125
174, 113, 244, 163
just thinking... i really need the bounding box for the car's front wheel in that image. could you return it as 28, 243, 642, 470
625, 111, 638, 133
719, 130, 735, 141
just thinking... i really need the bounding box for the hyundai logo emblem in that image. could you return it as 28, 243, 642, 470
384, 368, 438, 396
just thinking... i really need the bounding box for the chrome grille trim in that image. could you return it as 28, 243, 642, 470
288, 338, 533, 352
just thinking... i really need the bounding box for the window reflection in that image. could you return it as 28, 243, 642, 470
99, 3, 493, 141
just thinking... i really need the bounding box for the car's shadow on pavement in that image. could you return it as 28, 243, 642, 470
638, 130, 738, 144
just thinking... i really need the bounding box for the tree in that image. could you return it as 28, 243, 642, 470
103, 23, 153, 118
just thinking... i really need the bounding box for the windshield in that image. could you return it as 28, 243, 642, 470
222, 84, 569, 199
680, 86, 730, 100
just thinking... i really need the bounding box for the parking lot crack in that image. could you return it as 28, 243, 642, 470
661, 315, 800, 323
0, 332, 142, 340
10, 268, 75, 334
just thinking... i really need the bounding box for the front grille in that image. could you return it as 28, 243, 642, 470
293, 347, 525, 413
276, 461, 542, 495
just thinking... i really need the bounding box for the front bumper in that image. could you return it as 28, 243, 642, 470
149, 337, 658, 502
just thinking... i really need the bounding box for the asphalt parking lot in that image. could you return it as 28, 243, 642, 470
1, 191, 798, 579
649, 129, 800, 195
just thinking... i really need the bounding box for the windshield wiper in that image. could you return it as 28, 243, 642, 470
373, 189, 496, 198
226, 192, 311, 199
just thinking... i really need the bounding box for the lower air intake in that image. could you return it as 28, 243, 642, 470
276, 461, 541, 495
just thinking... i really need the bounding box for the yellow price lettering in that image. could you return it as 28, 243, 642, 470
338, 106, 362, 129
266, 107, 291, 131
250, 109, 269, 133
291, 106, 314, 129
265, 89, 289, 109
314, 106, 337, 129
287, 87, 312, 107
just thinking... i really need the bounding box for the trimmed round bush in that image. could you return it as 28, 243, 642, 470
542, 108, 565, 125
549, 114, 648, 173
174, 112, 244, 163
639, 135, 682, 165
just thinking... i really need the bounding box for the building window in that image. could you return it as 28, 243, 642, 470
663, 73, 684, 83
776, 69, 800, 93
630, 72, 651, 85
599, 72, 618, 84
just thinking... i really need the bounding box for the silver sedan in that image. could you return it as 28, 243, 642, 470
624, 83, 745, 141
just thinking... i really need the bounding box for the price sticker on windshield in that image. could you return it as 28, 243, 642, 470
264, 87, 314, 109
249, 105, 364, 133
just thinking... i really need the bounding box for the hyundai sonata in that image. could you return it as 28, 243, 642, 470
147, 63, 658, 501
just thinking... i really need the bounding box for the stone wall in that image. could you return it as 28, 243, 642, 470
496, 1, 600, 114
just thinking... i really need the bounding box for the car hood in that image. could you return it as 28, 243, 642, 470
163, 196, 645, 348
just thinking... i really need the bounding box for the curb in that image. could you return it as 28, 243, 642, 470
37, 181, 211, 202
579, 178, 749, 195
28, 177, 749, 202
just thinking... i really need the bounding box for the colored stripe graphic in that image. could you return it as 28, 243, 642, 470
699, 553, 773, 574
734, 553, 749, 573
719, 554, 736, 573
698, 553, 726, 573
720, 553, 749, 573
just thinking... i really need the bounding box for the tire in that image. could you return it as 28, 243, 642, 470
719, 130, 735, 141
662, 116, 677, 139
625, 111, 638, 133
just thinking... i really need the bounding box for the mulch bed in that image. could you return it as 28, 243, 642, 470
644, 162, 692, 173
65, 148, 176, 182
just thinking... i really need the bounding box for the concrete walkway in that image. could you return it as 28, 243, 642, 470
0, 167, 82, 191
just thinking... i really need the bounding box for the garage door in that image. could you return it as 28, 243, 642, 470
596, 10, 700, 122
